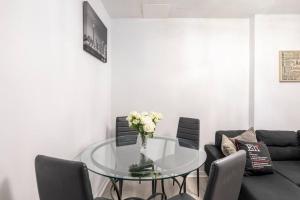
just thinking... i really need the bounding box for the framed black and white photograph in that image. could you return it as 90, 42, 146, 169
83, 1, 107, 63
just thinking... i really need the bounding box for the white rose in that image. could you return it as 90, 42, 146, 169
127, 111, 162, 132
132, 119, 139, 125
143, 121, 155, 133
141, 116, 152, 125
135, 113, 141, 119
150, 112, 163, 124
126, 115, 132, 122
150, 112, 156, 119
157, 113, 163, 120
130, 111, 138, 116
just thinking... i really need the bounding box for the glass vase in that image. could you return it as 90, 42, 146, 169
139, 133, 147, 154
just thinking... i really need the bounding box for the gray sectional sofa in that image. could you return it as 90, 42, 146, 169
204, 130, 300, 200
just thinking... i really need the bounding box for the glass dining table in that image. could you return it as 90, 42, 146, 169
80, 135, 207, 200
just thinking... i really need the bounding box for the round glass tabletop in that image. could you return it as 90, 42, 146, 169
80, 135, 206, 180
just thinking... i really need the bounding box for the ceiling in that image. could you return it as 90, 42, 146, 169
101, 0, 300, 18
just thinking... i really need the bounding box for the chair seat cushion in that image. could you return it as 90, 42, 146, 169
273, 161, 300, 186
168, 193, 195, 200
239, 172, 300, 200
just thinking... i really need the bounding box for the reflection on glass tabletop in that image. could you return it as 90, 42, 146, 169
80, 135, 206, 180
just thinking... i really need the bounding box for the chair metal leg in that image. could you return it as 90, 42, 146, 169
197, 168, 200, 197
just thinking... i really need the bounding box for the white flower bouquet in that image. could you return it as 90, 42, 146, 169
126, 111, 163, 146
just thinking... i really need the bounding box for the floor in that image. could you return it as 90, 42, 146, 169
102, 177, 208, 200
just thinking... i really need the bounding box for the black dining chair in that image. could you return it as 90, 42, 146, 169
116, 116, 158, 196
35, 155, 165, 200
168, 150, 246, 200
176, 117, 200, 196
35, 155, 109, 200
116, 116, 138, 146
116, 116, 138, 137
116, 116, 139, 197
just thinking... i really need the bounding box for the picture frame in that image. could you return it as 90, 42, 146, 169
279, 51, 300, 82
83, 1, 107, 63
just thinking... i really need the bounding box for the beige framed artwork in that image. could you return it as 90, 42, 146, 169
279, 51, 300, 82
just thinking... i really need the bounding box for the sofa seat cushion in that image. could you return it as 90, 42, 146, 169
273, 161, 300, 186
239, 172, 300, 200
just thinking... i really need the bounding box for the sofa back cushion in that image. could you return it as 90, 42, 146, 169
215, 130, 246, 149
256, 130, 300, 161
256, 130, 299, 146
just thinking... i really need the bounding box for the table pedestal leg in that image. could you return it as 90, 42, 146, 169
161, 179, 167, 200
119, 179, 123, 198
171, 174, 189, 195
109, 178, 165, 200
151, 180, 157, 194
180, 175, 188, 194
110, 178, 122, 200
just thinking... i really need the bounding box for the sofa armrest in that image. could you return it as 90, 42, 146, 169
204, 144, 224, 175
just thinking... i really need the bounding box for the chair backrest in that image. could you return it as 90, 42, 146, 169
177, 117, 200, 148
35, 155, 94, 200
116, 116, 138, 137
203, 150, 246, 200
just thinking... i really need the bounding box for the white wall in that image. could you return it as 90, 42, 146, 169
254, 15, 300, 129
111, 19, 250, 146
2, 3, 297, 198
0, 0, 111, 199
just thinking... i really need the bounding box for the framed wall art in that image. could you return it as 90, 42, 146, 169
279, 51, 300, 82
83, 1, 107, 63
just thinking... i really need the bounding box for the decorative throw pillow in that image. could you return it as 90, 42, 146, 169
221, 135, 237, 156
221, 127, 257, 156
230, 127, 257, 144
236, 140, 273, 176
